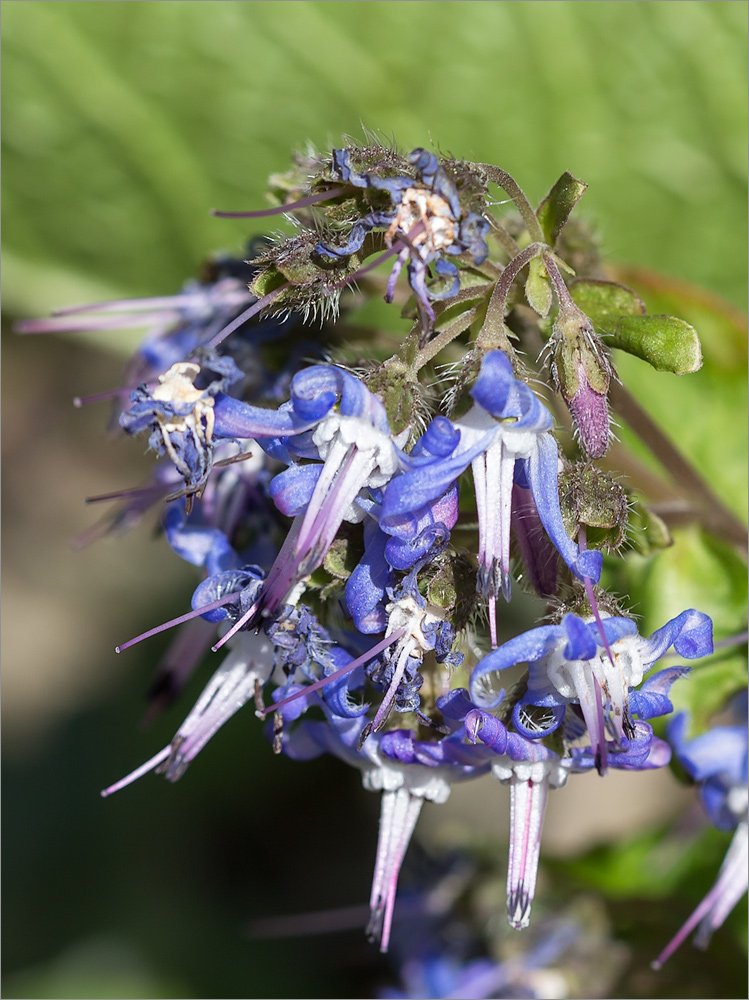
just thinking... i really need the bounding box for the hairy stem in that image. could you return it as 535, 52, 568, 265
475, 164, 545, 243
414, 306, 479, 369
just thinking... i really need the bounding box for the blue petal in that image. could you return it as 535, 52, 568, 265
409, 416, 461, 462
213, 393, 306, 439
562, 614, 597, 660
524, 435, 602, 583
670, 716, 748, 786
470, 625, 565, 708
464, 708, 508, 752
629, 667, 689, 720
269, 463, 323, 517
469, 351, 516, 416
642, 610, 714, 666
512, 700, 566, 739
163, 506, 239, 574
345, 519, 391, 634
505, 732, 560, 763
382, 429, 491, 520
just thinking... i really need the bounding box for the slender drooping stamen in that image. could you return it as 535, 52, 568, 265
207, 284, 290, 349
50, 291, 249, 317
73, 385, 145, 407
115, 592, 242, 653
211, 187, 347, 218
100, 746, 171, 797
85, 483, 171, 505
255, 627, 407, 719
507, 776, 549, 929
16, 312, 180, 334
358, 638, 417, 749
211, 520, 305, 653
367, 787, 424, 953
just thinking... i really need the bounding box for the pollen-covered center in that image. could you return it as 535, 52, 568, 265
385, 188, 457, 256
151, 362, 215, 468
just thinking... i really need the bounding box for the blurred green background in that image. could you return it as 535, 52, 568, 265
3, 3, 747, 998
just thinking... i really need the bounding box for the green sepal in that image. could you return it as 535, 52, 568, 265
525, 255, 552, 317
559, 464, 628, 552
365, 359, 421, 437
250, 266, 289, 298
551, 302, 612, 397
422, 548, 477, 634
536, 171, 588, 246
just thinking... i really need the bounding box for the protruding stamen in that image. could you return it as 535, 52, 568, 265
211, 187, 347, 218
255, 627, 406, 719
359, 638, 416, 749
207, 284, 290, 349
100, 746, 171, 797
85, 485, 166, 505
73, 385, 143, 407
115, 592, 242, 653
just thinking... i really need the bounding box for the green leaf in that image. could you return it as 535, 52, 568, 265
569, 278, 647, 320
536, 171, 588, 246
597, 314, 703, 374
624, 525, 748, 640
524, 255, 552, 316
569, 279, 703, 373
672, 650, 748, 734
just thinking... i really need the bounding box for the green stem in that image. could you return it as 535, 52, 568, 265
474, 164, 545, 243
414, 306, 479, 369
542, 252, 574, 308
475, 242, 546, 353
488, 220, 522, 258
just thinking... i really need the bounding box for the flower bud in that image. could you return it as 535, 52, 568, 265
551, 301, 613, 459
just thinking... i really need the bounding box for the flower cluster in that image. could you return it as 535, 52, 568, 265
26, 139, 743, 980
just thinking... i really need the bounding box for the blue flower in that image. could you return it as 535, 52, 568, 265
382, 352, 602, 645
470, 609, 711, 773
281, 686, 491, 953
220, 364, 402, 632
316, 148, 490, 327
465, 703, 673, 930
652, 695, 748, 968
